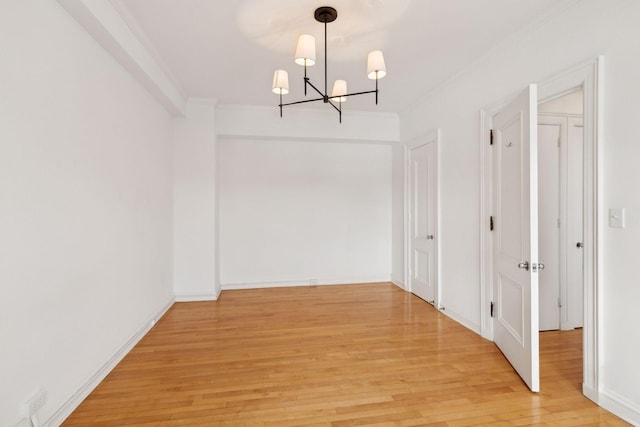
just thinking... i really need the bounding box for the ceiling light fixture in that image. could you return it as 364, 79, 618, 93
271, 6, 387, 123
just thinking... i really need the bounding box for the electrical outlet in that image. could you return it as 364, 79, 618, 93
22, 387, 46, 417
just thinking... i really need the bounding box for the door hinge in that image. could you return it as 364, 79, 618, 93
490, 301, 494, 317
490, 129, 494, 145
490, 216, 494, 231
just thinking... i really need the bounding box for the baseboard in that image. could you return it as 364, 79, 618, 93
45, 297, 175, 426
390, 274, 405, 290
174, 288, 220, 302
583, 383, 599, 405
222, 276, 391, 291
597, 387, 640, 426
438, 305, 481, 335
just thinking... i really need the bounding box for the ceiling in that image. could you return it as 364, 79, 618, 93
116, 0, 568, 113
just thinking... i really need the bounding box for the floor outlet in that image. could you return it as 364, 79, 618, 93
22, 387, 46, 417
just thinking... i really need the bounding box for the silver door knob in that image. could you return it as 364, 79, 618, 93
518, 262, 530, 271
537, 263, 545, 271
576, 242, 583, 248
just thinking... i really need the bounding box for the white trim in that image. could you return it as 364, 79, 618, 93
435, 129, 442, 309
222, 277, 391, 291
46, 297, 175, 426
584, 385, 640, 426
216, 103, 399, 120
390, 274, 405, 290
174, 289, 220, 302
598, 388, 640, 426
479, 108, 493, 340
438, 306, 481, 335
403, 129, 441, 307
479, 57, 603, 402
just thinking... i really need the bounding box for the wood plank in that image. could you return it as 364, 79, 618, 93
63, 283, 628, 426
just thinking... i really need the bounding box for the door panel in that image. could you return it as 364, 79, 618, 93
410, 140, 436, 304
498, 274, 525, 344
493, 84, 540, 392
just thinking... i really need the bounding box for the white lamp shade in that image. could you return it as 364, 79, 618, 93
367, 50, 386, 80
331, 79, 348, 103
295, 34, 316, 66
272, 69, 289, 94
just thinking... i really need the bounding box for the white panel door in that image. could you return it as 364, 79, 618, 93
410, 141, 436, 304
493, 85, 540, 392
537, 120, 561, 331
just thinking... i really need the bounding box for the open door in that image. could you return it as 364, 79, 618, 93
492, 84, 540, 392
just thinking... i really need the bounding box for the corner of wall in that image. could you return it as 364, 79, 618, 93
46, 298, 174, 426
172, 99, 218, 300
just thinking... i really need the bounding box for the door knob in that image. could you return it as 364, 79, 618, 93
576, 242, 584, 248
427, 235, 434, 240
517, 262, 529, 271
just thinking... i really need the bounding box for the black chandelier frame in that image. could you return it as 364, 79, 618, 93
277, 7, 381, 123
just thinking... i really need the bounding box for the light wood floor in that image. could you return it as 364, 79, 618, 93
64, 283, 628, 426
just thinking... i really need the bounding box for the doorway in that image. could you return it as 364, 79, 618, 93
479, 57, 603, 398
538, 88, 584, 332
405, 129, 440, 307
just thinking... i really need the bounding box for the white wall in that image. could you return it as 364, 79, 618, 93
397, 0, 640, 422
218, 137, 391, 287
0, 1, 174, 425
173, 101, 219, 300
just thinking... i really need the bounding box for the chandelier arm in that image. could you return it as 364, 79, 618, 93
281, 96, 325, 107
305, 79, 325, 98
326, 98, 341, 114
341, 89, 378, 98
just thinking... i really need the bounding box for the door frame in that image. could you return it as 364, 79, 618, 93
479, 57, 603, 398
404, 129, 441, 307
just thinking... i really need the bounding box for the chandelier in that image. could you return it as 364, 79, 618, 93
271, 6, 387, 123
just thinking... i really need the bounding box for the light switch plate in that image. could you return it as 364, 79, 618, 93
609, 208, 625, 228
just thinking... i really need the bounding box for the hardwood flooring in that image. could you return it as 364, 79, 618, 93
63, 283, 628, 426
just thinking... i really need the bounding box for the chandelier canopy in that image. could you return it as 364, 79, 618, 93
272, 6, 387, 123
